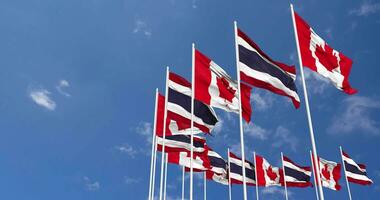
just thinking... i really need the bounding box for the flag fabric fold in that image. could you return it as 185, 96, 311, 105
237, 28, 300, 108
194, 49, 252, 122
342, 150, 373, 185
228, 152, 256, 185
156, 135, 206, 153
294, 12, 357, 95
283, 155, 312, 187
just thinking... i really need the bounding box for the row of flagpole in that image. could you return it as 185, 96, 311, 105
146, 4, 362, 200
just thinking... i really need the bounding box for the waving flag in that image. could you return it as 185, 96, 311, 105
283, 155, 312, 187
167, 72, 218, 134
156, 135, 206, 153
342, 150, 373, 185
205, 147, 229, 185
256, 154, 282, 186
237, 28, 300, 108
229, 152, 256, 185
294, 12, 357, 94
167, 150, 210, 171
194, 49, 252, 122
319, 157, 342, 190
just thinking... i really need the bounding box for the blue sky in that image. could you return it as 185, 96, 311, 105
0, 0, 379, 199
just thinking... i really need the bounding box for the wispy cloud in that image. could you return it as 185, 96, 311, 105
136, 122, 153, 143
328, 96, 380, 135
302, 69, 330, 95
83, 176, 100, 191
114, 143, 138, 158
56, 79, 71, 97
29, 88, 56, 111
251, 91, 274, 111
191, 0, 198, 9
272, 126, 299, 152
133, 19, 152, 37
124, 177, 141, 184
350, 1, 380, 16
244, 122, 269, 140
261, 187, 293, 198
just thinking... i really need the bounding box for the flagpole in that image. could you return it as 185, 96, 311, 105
254, 151, 259, 200
151, 133, 158, 200
163, 154, 168, 200
148, 88, 159, 200
228, 148, 232, 200
204, 172, 207, 200
182, 166, 185, 200
290, 4, 324, 200
340, 146, 353, 200
159, 67, 170, 200
281, 152, 289, 200
233, 20, 248, 200
310, 151, 320, 200
190, 42, 195, 200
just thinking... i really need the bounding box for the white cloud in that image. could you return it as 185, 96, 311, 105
136, 122, 153, 143
191, 0, 198, 9
302, 69, 330, 94
350, 1, 380, 16
124, 177, 141, 184
272, 126, 298, 152
83, 176, 100, 191
251, 92, 274, 111
244, 122, 269, 140
212, 118, 224, 135
29, 88, 56, 111
133, 19, 152, 37
261, 187, 292, 198
328, 96, 380, 135
114, 143, 138, 158
56, 79, 71, 97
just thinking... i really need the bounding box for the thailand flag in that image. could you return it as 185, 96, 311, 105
236, 28, 300, 108
342, 150, 373, 185
283, 155, 312, 187
294, 12, 357, 94
194, 49, 252, 122
156, 135, 206, 153
255, 154, 282, 187
206, 147, 229, 185
167, 72, 219, 134
228, 152, 256, 185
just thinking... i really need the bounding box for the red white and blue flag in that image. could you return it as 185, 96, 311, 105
236, 28, 300, 108
294, 12, 357, 94
342, 150, 373, 185
228, 152, 256, 185
283, 155, 312, 187
156, 135, 206, 153
194, 49, 252, 122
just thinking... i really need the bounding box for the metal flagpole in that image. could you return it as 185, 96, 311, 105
159, 67, 170, 200
340, 146, 353, 200
290, 4, 325, 200
190, 43, 195, 200
164, 154, 168, 200
151, 132, 158, 200
204, 172, 207, 200
228, 148, 232, 200
182, 166, 185, 200
281, 152, 289, 200
149, 89, 159, 200
310, 151, 320, 200
233, 20, 248, 200
253, 152, 259, 200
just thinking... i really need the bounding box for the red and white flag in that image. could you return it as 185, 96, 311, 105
294, 12, 357, 94
167, 150, 210, 171
195, 49, 252, 122
318, 157, 342, 190
256, 154, 282, 187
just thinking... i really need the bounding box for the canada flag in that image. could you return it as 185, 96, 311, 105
294, 12, 357, 95
255, 154, 283, 187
